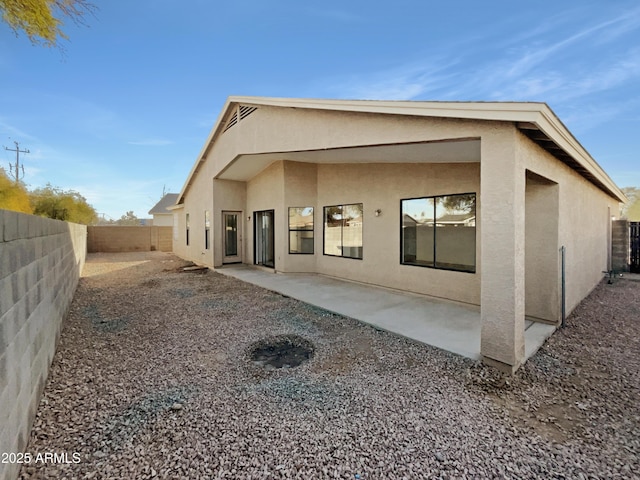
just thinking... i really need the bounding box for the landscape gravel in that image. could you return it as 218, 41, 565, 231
19, 252, 639, 479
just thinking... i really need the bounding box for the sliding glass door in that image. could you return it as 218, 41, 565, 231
254, 210, 275, 268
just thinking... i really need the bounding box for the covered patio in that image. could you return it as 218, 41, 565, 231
217, 265, 556, 362
173, 97, 625, 373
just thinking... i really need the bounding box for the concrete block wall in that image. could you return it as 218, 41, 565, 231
0, 210, 87, 480
611, 219, 629, 273
87, 226, 173, 253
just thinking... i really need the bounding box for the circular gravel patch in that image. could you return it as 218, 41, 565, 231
249, 334, 315, 369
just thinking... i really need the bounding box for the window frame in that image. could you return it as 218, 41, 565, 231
400, 192, 476, 273
186, 213, 190, 246
323, 203, 363, 260
204, 210, 211, 250
288, 207, 314, 255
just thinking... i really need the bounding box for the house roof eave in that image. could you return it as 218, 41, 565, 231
518, 105, 626, 203
177, 96, 627, 205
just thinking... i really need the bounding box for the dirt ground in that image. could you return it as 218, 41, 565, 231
18, 252, 640, 479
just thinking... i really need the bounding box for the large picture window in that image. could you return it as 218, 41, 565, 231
324, 203, 363, 259
289, 207, 314, 254
401, 193, 476, 273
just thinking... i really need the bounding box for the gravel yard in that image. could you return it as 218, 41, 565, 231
20, 252, 639, 479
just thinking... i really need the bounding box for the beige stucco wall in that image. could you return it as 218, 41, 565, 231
517, 131, 618, 316
179, 160, 482, 304
213, 179, 246, 267
206, 106, 487, 179
177, 173, 214, 267
177, 107, 491, 272
204, 160, 480, 304
152, 214, 173, 227
246, 162, 285, 267
525, 172, 560, 322
314, 162, 480, 304
282, 161, 318, 272
479, 125, 526, 369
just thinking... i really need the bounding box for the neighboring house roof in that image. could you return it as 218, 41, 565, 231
149, 193, 179, 215
402, 214, 418, 226
178, 96, 626, 204
436, 213, 476, 224
289, 212, 314, 229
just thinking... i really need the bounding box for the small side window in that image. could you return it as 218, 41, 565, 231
186, 213, 190, 246
204, 211, 211, 250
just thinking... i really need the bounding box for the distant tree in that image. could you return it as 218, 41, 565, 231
0, 168, 32, 213
95, 214, 114, 225
621, 187, 640, 221
0, 0, 96, 48
441, 194, 476, 214
324, 206, 343, 227
30, 183, 97, 224
116, 210, 140, 226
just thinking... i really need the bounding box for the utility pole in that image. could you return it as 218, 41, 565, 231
4, 141, 29, 183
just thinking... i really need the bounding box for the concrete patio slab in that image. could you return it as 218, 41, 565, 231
217, 265, 556, 362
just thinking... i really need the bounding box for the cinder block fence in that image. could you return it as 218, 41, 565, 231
87, 226, 172, 253
0, 210, 87, 480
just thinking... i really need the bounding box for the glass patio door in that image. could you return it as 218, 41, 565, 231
222, 211, 242, 264
254, 210, 275, 268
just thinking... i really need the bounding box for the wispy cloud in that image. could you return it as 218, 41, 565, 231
560, 96, 640, 134
320, 3, 640, 139
0, 118, 39, 143
565, 53, 640, 99
501, 10, 637, 80
486, 44, 640, 104
328, 58, 462, 100
593, 5, 640, 44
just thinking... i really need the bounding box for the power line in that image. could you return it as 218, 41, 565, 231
4, 141, 29, 183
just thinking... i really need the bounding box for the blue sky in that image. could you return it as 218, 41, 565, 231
1, 0, 639, 220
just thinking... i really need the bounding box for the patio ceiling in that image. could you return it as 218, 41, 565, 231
216, 138, 481, 181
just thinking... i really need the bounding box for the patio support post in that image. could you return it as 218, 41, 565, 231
479, 126, 526, 373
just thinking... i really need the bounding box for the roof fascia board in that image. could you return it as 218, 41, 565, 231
531, 105, 625, 202
228, 96, 547, 122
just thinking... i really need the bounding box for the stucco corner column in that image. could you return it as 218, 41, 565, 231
479, 128, 526, 374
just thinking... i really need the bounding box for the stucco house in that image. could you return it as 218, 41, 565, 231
149, 193, 179, 227
172, 96, 625, 372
